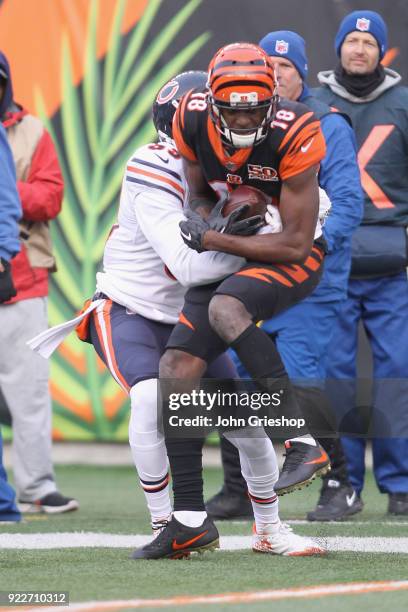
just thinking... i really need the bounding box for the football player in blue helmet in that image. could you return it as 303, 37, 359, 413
152, 70, 208, 144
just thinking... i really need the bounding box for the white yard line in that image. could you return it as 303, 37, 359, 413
230, 519, 408, 525
275, 519, 408, 526
0, 532, 407, 553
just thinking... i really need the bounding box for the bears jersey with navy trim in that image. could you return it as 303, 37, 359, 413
96, 142, 244, 324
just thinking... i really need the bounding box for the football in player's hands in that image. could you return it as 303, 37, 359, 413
222, 185, 269, 220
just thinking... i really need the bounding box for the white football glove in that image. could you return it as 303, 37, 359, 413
318, 187, 331, 223
264, 204, 282, 233
263, 190, 331, 239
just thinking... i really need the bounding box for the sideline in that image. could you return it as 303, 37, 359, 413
3, 581, 408, 612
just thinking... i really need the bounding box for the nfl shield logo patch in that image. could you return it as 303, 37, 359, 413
275, 40, 289, 55
356, 17, 370, 31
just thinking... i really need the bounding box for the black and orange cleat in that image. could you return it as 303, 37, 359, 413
131, 516, 219, 560
275, 440, 330, 496
206, 487, 254, 521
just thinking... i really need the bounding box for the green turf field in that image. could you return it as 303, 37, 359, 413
1, 464, 408, 611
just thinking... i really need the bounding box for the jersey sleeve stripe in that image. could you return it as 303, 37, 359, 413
279, 124, 326, 180
131, 157, 182, 181
126, 176, 184, 205
277, 111, 314, 153
172, 104, 197, 162
126, 166, 184, 196
285, 121, 321, 157
179, 88, 193, 130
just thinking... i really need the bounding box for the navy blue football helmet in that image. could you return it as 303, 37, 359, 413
152, 71, 208, 143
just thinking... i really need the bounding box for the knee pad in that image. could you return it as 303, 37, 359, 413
129, 379, 161, 441
129, 379, 168, 482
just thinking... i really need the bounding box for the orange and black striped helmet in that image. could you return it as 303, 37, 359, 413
207, 42, 278, 148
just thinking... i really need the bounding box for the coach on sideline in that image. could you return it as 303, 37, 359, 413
316, 10, 408, 516
206, 30, 364, 522
0, 121, 21, 522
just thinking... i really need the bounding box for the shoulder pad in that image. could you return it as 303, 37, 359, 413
125, 142, 185, 204
271, 98, 317, 144
173, 89, 208, 161
277, 98, 312, 118
129, 142, 183, 173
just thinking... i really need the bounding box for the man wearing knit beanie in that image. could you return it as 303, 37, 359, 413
259, 30, 308, 80
206, 30, 365, 522
334, 10, 387, 61
315, 11, 408, 516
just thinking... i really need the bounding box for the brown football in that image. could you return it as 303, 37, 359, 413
222, 185, 269, 219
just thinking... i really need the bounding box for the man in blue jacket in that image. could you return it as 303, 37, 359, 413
206, 31, 364, 521
0, 122, 21, 522
315, 11, 408, 516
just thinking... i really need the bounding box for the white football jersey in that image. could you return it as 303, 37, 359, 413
96, 142, 244, 324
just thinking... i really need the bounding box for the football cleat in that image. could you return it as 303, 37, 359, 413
307, 480, 363, 521
275, 440, 330, 496
388, 493, 408, 516
252, 521, 325, 556
132, 516, 219, 560
18, 491, 79, 514
206, 487, 254, 521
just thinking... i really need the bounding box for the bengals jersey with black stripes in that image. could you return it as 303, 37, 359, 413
96, 142, 244, 324
173, 89, 326, 203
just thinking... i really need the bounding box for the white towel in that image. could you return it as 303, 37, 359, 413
27, 299, 104, 358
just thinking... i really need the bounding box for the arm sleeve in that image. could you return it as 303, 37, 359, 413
17, 129, 64, 222
131, 187, 245, 287
319, 114, 364, 252
0, 125, 21, 260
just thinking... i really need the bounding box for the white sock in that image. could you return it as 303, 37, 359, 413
288, 435, 317, 446
224, 428, 279, 530
129, 380, 172, 522
256, 519, 281, 534
174, 510, 207, 527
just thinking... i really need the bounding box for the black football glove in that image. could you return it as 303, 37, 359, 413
207, 195, 264, 236
179, 210, 210, 253
204, 194, 246, 234
0, 258, 17, 303
179, 195, 265, 252
228, 214, 266, 236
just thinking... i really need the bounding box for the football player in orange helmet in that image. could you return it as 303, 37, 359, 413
152, 43, 330, 559
206, 42, 278, 149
